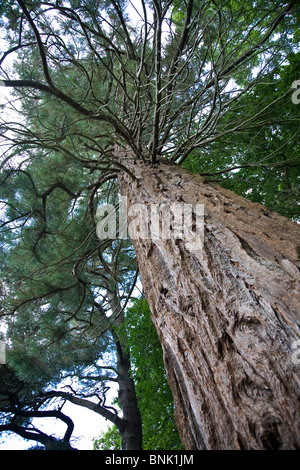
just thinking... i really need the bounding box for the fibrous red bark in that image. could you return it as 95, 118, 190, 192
118, 156, 300, 450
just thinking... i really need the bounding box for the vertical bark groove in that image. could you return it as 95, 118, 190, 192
118, 156, 300, 450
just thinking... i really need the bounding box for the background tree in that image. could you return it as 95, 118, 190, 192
0, 141, 143, 449
95, 297, 183, 450
0, 0, 299, 450
122, 298, 184, 450
0, 364, 77, 450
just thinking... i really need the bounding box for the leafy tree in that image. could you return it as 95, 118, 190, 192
0, 364, 76, 449
0, 143, 143, 449
93, 425, 122, 450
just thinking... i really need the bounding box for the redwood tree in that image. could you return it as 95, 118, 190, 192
0, 0, 300, 450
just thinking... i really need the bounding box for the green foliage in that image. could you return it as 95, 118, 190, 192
93, 425, 122, 450
183, 51, 300, 220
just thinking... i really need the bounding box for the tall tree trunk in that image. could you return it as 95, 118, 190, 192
108, 292, 143, 450
118, 156, 300, 450
115, 339, 143, 450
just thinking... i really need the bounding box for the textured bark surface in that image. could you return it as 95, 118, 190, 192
118, 157, 300, 450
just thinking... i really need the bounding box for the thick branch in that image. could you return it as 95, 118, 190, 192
0, 423, 54, 447
16, 0, 55, 89
9, 408, 74, 443
42, 391, 125, 432
0, 81, 130, 144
